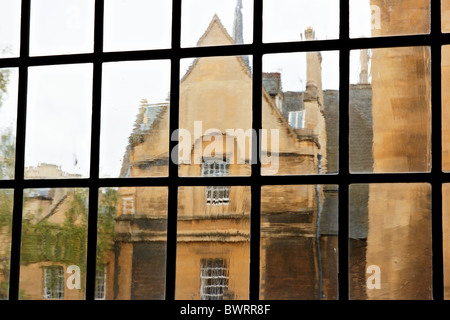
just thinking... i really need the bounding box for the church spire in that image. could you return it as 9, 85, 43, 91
233, 0, 244, 44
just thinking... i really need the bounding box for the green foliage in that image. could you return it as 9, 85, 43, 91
19, 188, 118, 269
96, 188, 118, 267
0, 68, 10, 109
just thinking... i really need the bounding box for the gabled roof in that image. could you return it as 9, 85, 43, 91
181, 14, 252, 83
197, 14, 235, 47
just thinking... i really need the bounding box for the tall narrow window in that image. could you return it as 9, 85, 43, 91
95, 268, 106, 300
202, 159, 230, 206
43, 266, 64, 300
200, 259, 229, 300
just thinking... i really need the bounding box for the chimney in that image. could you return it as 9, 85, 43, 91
304, 27, 324, 107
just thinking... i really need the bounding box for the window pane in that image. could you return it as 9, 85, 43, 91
260, 185, 338, 300
443, 46, 450, 171
263, 0, 339, 43
96, 187, 168, 300
30, 0, 94, 56
349, 183, 432, 300
0, 189, 13, 300
350, 47, 431, 173
20, 188, 89, 300
0, 1, 21, 58
0, 68, 18, 180
262, 51, 339, 175
179, 56, 252, 177
25, 64, 92, 179
444, 0, 450, 33
104, 0, 172, 52
350, 0, 430, 38
176, 186, 250, 300
181, 0, 253, 48
100, 60, 170, 178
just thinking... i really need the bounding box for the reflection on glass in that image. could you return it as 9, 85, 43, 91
443, 46, 450, 171
0, 189, 13, 300
0, 68, 18, 180
179, 55, 252, 177
349, 183, 432, 300
176, 186, 250, 300
100, 60, 170, 178
30, 0, 94, 56
181, 0, 253, 48
0, 1, 21, 58
19, 188, 89, 300
350, 0, 430, 38
263, 0, 339, 43
260, 185, 338, 300
104, 0, 172, 52
262, 50, 339, 175
25, 64, 92, 179
350, 47, 431, 173
443, 0, 450, 33
96, 187, 168, 300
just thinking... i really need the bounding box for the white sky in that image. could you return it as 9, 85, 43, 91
0, 0, 372, 178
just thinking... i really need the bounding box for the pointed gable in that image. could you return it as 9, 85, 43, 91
197, 14, 235, 47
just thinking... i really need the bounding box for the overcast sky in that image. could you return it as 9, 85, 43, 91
0, 0, 371, 178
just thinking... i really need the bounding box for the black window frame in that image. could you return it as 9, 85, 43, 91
0, 0, 445, 305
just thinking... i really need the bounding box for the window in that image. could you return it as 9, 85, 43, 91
200, 259, 229, 300
203, 159, 230, 206
94, 267, 106, 300
43, 266, 64, 300
201, 159, 230, 177
122, 197, 135, 215
288, 110, 305, 129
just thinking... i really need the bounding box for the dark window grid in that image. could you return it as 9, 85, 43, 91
0, 0, 445, 300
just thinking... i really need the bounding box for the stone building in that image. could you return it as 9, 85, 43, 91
109, 4, 338, 300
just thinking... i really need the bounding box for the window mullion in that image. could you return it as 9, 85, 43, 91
431, 0, 444, 301
8, 0, 31, 301
166, 0, 182, 301
338, 0, 350, 301
85, 0, 105, 301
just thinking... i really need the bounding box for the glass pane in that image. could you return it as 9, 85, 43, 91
100, 60, 170, 178
25, 64, 92, 179
260, 185, 338, 300
263, 0, 339, 43
179, 56, 252, 177
0, 1, 21, 58
0, 189, 13, 299
19, 188, 89, 300
30, 0, 94, 56
443, 46, 450, 171
96, 187, 168, 300
444, 0, 450, 33
104, 0, 172, 52
349, 183, 432, 300
176, 186, 250, 300
262, 51, 339, 175
350, 0, 430, 38
0, 68, 18, 180
350, 47, 431, 173
181, 0, 253, 48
